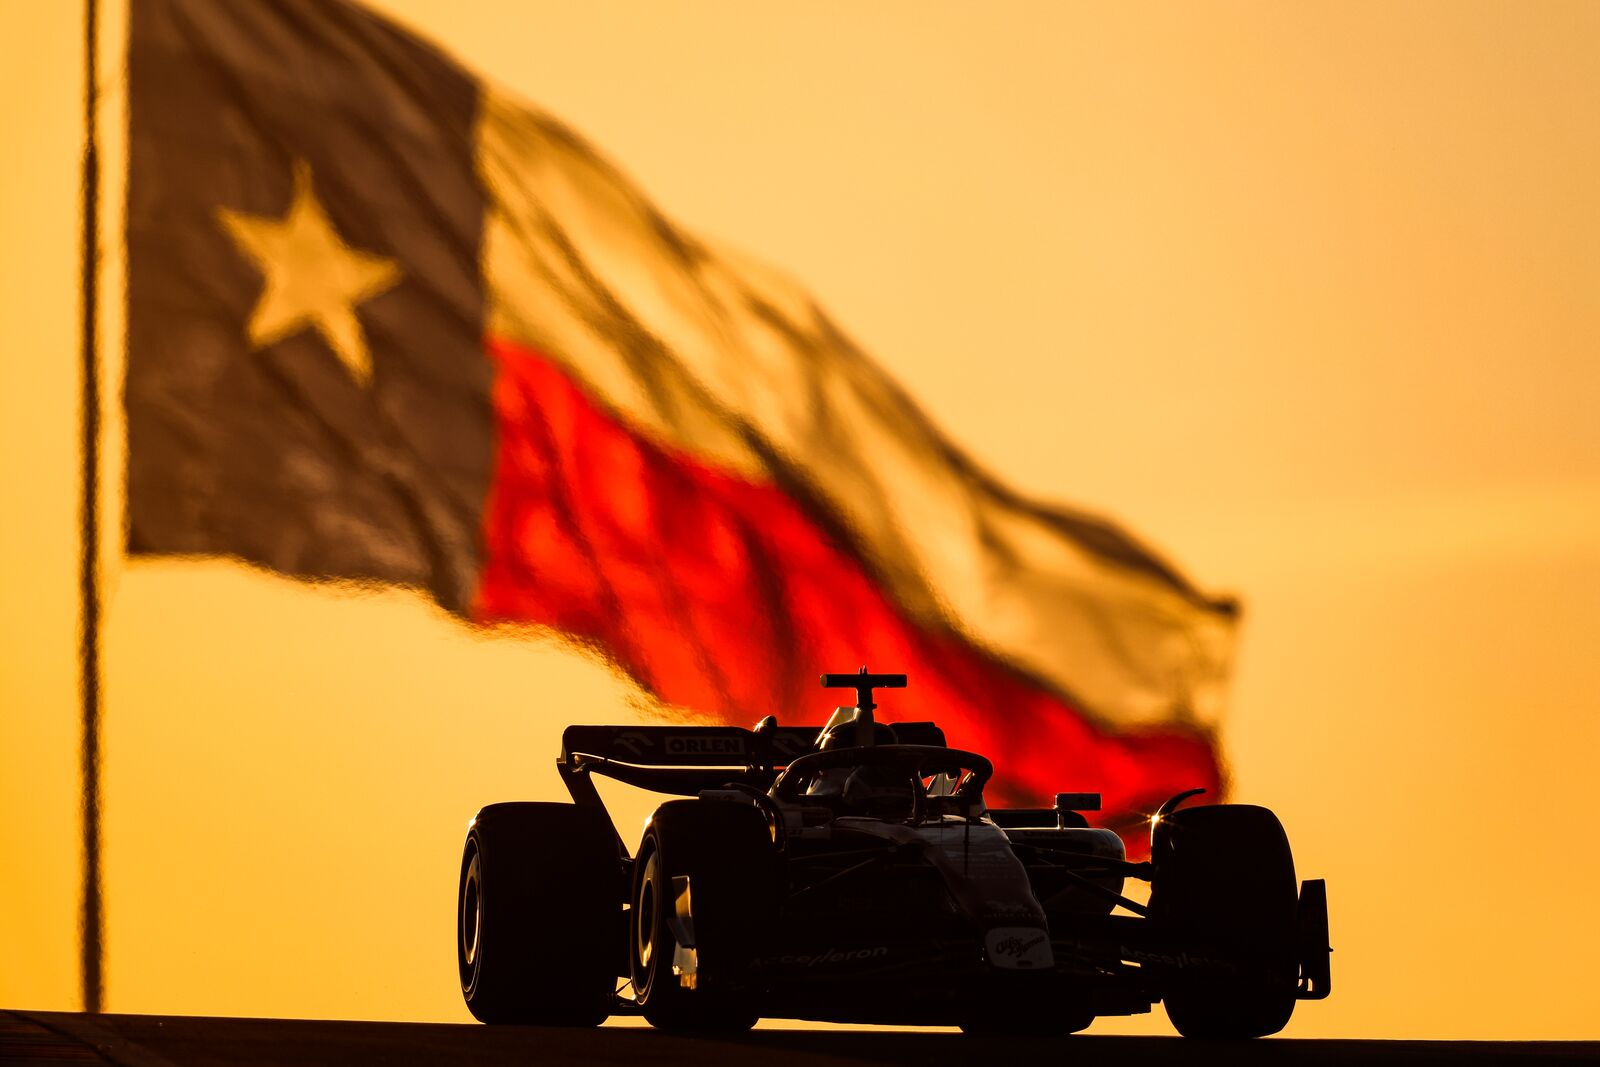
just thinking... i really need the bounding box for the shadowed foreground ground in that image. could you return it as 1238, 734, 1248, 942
5, 1011, 1596, 1066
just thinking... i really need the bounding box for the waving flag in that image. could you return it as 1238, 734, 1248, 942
126, 0, 1237, 834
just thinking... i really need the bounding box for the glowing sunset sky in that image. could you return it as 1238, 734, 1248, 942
1, 0, 1596, 1038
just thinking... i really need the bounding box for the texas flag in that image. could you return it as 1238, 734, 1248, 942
126, 0, 1237, 839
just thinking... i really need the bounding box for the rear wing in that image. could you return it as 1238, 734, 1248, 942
558, 721, 947, 856
559, 721, 948, 772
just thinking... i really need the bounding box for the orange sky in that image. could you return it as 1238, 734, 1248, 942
2, 0, 1598, 1039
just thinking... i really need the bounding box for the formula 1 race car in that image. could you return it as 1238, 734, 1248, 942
456, 670, 1330, 1037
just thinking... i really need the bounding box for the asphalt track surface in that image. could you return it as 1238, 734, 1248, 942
5, 1011, 1596, 1066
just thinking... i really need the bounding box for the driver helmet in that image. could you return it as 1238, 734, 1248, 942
800, 716, 915, 819
804, 715, 899, 801
840, 764, 917, 821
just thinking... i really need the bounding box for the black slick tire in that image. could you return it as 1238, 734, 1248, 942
631, 799, 775, 1031
1148, 804, 1299, 1039
458, 801, 621, 1025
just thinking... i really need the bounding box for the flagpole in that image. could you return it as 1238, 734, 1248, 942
79, 0, 105, 1015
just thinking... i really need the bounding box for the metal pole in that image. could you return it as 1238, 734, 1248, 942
78, 0, 105, 1016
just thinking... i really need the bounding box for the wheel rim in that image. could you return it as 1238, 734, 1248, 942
459, 844, 483, 988
634, 848, 661, 994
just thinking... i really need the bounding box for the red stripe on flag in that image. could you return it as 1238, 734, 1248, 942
473, 336, 1220, 844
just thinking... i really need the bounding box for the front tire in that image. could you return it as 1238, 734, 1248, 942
631, 800, 775, 1031
1149, 804, 1299, 1038
458, 802, 620, 1025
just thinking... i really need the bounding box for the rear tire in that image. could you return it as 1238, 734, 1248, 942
1149, 804, 1299, 1038
458, 802, 620, 1025
631, 800, 775, 1031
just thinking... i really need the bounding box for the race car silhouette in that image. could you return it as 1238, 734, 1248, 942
456, 669, 1330, 1037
